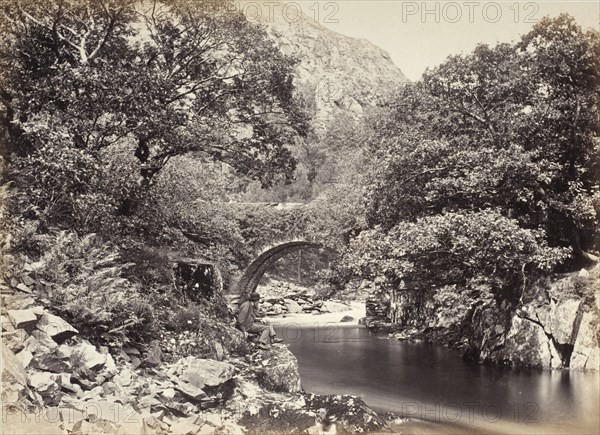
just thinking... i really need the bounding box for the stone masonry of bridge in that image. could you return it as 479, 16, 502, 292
233, 241, 336, 297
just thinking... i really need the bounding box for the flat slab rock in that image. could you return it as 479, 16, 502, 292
6, 309, 38, 332
168, 356, 235, 389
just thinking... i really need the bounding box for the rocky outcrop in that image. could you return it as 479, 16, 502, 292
367, 265, 600, 371
469, 268, 600, 370
254, 346, 303, 393
237, 0, 408, 134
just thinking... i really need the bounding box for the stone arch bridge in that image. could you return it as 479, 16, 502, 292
233, 241, 337, 297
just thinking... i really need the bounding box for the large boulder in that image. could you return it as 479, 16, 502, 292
168, 356, 235, 403
70, 341, 107, 371
494, 314, 562, 368
284, 299, 302, 314
255, 346, 302, 393
36, 313, 78, 344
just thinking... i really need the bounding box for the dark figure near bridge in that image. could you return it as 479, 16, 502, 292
236, 293, 280, 349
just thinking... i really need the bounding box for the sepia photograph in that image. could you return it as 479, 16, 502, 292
1, 1, 599, 434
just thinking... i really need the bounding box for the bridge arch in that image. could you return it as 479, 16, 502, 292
234, 241, 336, 297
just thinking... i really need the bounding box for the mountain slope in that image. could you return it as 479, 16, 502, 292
238, 1, 409, 132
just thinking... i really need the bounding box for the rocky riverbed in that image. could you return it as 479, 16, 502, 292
227, 280, 354, 319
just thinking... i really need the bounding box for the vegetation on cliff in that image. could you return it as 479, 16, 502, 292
335, 15, 599, 310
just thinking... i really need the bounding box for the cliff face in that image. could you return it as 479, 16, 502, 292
239, 1, 409, 132
366, 265, 600, 371
475, 269, 600, 370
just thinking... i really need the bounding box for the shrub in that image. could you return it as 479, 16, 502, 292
160, 304, 248, 360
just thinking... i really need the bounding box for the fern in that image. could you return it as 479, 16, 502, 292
32, 230, 157, 346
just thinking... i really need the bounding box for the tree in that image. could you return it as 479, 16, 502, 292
0, 0, 308, 230
338, 15, 599, 319
343, 210, 568, 301
364, 15, 599, 263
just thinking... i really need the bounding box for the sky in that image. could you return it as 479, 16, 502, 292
277, 1, 600, 80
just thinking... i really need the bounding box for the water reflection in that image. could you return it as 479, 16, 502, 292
275, 325, 599, 433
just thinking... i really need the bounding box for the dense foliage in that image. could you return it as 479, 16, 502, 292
2, 2, 597, 349
0, 0, 312, 349
338, 15, 600, 314
0, 0, 307, 233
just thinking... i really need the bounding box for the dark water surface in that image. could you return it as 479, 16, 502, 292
274, 325, 600, 433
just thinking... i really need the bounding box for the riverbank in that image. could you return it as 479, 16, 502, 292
361, 265, 600, 372
2, 291, 395, 434
267, 300, 366, 327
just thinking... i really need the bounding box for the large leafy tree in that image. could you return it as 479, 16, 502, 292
341, 15, 599, 313
0, 0, 308, 229
365, 15, 599, 264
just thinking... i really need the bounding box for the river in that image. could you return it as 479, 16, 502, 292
272, 322, 599, 434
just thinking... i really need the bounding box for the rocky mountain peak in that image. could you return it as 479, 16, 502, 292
237, 1, 409, 132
